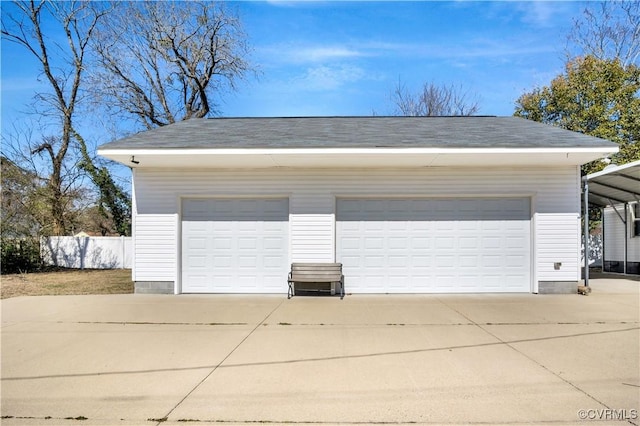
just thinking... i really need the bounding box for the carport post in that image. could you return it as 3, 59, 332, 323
583, 176, 589, 287
624, 203, 629, 274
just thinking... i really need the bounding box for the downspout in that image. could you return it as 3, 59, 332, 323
583, 176, 589, 287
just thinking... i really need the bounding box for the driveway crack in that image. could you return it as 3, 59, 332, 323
436, 298, 613, 411
154, 299, 286, 426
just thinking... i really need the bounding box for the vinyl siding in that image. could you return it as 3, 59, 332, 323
536, 214, 581, 280
132, 166, 581, 288
134, 214, 177, 281
604, 205, 640, 262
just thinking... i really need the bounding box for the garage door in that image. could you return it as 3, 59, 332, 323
336, 198, 531, 293
181, 198, 289, 293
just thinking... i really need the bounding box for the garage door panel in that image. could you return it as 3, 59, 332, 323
435, 236, 455, 249
411, 237, 431, 249
389, 221, 409, 231
238, 237, 257, 249
337, 197, 530, 293
364, 237, 384, 249
458, 221, 479, 231
182, 198, 288, 293
264, 237, 285, 250
482, 237, 501, 249
388, 255, 408, 267
459, 237, 479, 249
389, 237, 408, 249
459, 255, 478, 267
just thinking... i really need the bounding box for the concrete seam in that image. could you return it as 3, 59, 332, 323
436, 298, 613, 412
154, 298, 286, 425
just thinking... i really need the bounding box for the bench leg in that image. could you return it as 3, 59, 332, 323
340, 275, 344, 300
287, 280, 294, 299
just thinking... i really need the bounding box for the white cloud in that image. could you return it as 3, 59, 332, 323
264, 0, 332, 7
263, 38, 556, 66
296, 46, 368, 62
259, 43, 369, 64
514, 1, 575, 28
389, 38, 557, 61
519, 2, 555, 27
295, 64, 366, 90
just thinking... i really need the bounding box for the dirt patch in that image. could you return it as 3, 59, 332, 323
1, 269, 133, 299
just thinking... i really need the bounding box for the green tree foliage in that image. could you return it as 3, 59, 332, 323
0, 237, 42, 274
1, 156, 42, 238
73, 130, 131, 236
515, 55, 640, 174
1, 156, 44, 273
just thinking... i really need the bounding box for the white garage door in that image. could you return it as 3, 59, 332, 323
336, 198, 531, 293
181, 198, 289, 293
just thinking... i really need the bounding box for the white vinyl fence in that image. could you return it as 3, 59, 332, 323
582, 233, 603, 267
41, 236, 132, 269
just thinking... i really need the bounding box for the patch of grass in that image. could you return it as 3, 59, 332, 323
1, 268, 133, 299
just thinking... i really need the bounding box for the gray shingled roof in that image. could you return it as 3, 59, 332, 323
99, 116, 618, 150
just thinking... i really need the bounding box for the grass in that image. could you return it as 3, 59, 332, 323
1, 268, 133, 299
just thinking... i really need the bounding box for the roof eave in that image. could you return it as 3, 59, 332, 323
98, 146, 617, 169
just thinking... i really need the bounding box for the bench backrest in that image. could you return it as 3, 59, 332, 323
290, 263, 342, 282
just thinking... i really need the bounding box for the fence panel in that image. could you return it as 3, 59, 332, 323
42, 236, 132, 269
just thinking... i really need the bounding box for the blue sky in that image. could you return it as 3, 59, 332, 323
1, 1, 586, 142
223, 1, 584, 117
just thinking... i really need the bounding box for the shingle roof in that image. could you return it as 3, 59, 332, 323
99, 116, 618, 150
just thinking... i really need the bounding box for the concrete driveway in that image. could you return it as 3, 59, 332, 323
1, 277, 639, 426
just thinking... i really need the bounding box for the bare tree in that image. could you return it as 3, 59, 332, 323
392, 79, 480, 116
2, 1, 108, 235
1, 126, 89, 237
90, 1, 252, 130
567, 1, 640, 66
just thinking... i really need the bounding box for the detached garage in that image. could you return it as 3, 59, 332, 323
98, 116, 617, 295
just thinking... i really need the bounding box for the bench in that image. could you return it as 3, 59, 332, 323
288, 263, 344, 299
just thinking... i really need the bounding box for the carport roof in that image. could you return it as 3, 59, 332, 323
98, 116, 618, 169
586, 160, 640, 207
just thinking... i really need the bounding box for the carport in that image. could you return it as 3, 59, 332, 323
584, 160, 640, 284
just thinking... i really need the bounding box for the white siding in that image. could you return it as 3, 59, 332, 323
536, 214, 581, 280
604, 205, 640, 262
135, 214, 177, 281
133, 167, 582, 289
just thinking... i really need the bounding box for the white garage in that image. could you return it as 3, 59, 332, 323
98, 116, 619, 294
181, 198, 289, 293
337, 198, 531, 293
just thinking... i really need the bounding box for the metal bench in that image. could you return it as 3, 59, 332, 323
287, 263, 344, 299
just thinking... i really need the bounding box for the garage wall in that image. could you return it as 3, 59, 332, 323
603, 205, 640, 274
132, 166, 581, 290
